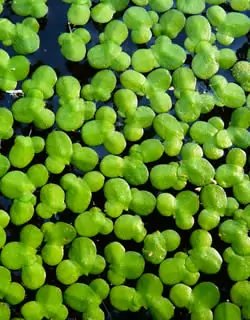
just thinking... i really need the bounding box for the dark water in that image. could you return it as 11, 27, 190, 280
0, 1, 249, 319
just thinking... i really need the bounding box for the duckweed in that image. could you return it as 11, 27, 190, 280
0, 17, 40, 54
11, 0, 48, 18
0, 1, 249, 319
63, 0, 91, 25
0, 49, 30, 91
64, 280, 109, 320
104, 241, 145, 285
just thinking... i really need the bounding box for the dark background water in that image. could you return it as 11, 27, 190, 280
0, 0, 249, 319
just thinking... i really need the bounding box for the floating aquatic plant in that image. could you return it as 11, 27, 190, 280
0, 1, 249, 319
